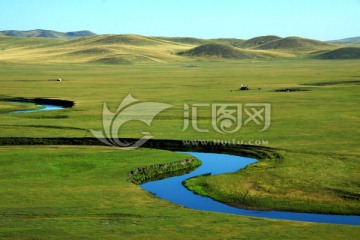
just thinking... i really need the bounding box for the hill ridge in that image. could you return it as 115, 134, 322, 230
314, 47, 360, 59
0, 29, 96, 39
177, 43, 284, 59
255, 36, 336, 51
237, 35, 282, 48
329, 36, 360, 44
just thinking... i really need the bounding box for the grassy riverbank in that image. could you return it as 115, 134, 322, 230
184, 150, 360, 215
128, 156, 201, 184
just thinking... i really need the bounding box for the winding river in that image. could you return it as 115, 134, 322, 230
5, 97, 73, 114
141, 152, 360, 225
10, 102, 360, 225
11, 103, 65, 113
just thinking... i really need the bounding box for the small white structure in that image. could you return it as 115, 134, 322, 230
57, 78, 63, 82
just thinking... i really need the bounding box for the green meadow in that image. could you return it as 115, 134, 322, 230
0, 146, 358, 239
0, 35, 359, 238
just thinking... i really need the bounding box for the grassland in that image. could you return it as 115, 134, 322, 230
0, 146, 359, 239
0, 35, 359, 238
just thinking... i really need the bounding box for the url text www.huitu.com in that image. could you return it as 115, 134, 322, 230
182, 139, 269, 146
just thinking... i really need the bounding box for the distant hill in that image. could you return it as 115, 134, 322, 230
88, 56, 132, 64
237, 35, 282, 48
328, 36, 360, 44
0, 29, 96, 39
0, 35, 64, 49
0, 33, 187, 64
2, 31, 358, 64
255, 37, 336, 51
156, 37, 245, 47
90, 34, 161, 45
177, 43, 279, 59
210, 38, 244, 47
315, 47, 360, 59
156, 37, 212, 45
65, 48, 113, 56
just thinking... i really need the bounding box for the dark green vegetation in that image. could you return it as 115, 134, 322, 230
1, 97, 74, 108
0, 29, 96, 39
274, 88, 310, 92
128, 156, 201, 184
89, 56, 133, 65
0, 34, 360, 238
65, 48, 112, 56
302, 80, 360, 86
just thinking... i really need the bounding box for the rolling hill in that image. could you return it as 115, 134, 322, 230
0, 35, 65, 49
156, 37, 212, 45
210, 38, 245, 47
0, 32, 358, 64
177, 43, 285, 59
157, 37, 246, 47
0, 29, 96, 39
0, 34, 192, 64
255, 37, 336, 51
90, 34, 162, 45
329, 36, 360, 44
237, 35, 282, 48
315, 47, 360, 59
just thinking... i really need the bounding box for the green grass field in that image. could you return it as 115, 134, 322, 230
0, 56, 360, 238
0, 146, 359, 239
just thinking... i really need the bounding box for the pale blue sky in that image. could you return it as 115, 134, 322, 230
1, 0, 359, 40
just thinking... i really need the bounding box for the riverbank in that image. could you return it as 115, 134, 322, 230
129, 156, 201, 184
0, 137, 281, 161
0, 97, 75, 108
184, 149, 360, 215
0, 97, 74, 114
142, 152, 360, 225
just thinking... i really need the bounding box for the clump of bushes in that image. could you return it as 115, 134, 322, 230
128, 157, 201, 184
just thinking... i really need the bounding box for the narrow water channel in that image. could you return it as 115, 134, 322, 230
141, 152, 360, 225
11, 103, 64, 113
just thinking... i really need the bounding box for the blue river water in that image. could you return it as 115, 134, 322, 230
11, 103, 64, 113
141, 152, 360, 225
